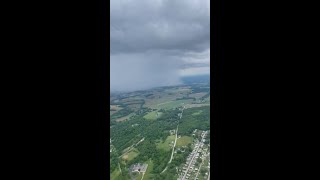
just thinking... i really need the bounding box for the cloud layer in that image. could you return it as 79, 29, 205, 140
111, 0, 210, 92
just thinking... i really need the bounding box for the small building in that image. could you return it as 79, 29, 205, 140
130, 163, 148, 174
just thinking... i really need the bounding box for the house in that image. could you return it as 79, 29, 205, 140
130, 163, 148, 173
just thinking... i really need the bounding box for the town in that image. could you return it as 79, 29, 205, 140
178, 130, 210, 180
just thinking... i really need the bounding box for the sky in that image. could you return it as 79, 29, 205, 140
111, 0, 210, 92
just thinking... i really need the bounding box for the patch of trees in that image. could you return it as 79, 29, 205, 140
123, 100, 144, 105
200, 92, 210, 101
145, 93, 154, 98
178, 106, 210, 136
170, 152, 188, 167
176, 97, 196, 101
152, 150, 171, 174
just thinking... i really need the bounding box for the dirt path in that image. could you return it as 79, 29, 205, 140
169, 125, 178, 163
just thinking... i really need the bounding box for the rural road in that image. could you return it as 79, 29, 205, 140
160, 106, 185, 174
169, 125, 179, 163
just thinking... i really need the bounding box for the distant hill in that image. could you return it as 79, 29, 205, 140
181, 75, 210, 84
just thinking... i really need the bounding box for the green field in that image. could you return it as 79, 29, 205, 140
156, 135, 175, 151
156, 99, 194, 110
176, 136, 193, 147
143, 111, 162, 120
188, 92, 207, 100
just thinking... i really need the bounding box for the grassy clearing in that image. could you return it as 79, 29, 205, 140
156, 135, 175, 151
144, 95, 176, 108
122, 148, 139, 162
143, 111, 162, 120
143, 159, 154, 179
176, 136, 193, 147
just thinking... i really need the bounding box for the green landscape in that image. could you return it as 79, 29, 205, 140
110, 81, 210, 180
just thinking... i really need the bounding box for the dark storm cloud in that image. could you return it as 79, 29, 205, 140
110, 0, 210, 92
110, 0, 210, 54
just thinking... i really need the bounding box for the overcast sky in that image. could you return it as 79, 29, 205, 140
111, 0, 210, 92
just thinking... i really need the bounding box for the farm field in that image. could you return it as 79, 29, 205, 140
192, 110, 203, 116
176, 136, 193, 147
188, 92, 207, 100
156, 99, 194, 110
110, 105, 123, 115
143, 111, 162, 120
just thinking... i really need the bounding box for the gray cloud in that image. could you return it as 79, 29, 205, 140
110, 0, 210, 92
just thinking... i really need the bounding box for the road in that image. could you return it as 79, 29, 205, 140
169, 125, 179, 163
181, 131, 207, 180
160, 106, 185, 174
